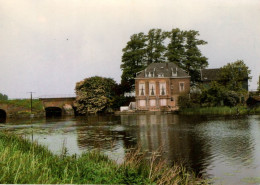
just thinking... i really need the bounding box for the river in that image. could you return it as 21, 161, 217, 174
1, 114, 260, 184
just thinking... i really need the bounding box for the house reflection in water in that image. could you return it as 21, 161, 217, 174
120, 114, 211, 175
75, 114, 254, 177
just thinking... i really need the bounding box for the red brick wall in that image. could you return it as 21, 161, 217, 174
135, 77, 190, 111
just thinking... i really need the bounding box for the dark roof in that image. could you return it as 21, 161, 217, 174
201, 68, 221, 81
135, 62, 189, 79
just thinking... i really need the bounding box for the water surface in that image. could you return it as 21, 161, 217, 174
1, 114, 260, 184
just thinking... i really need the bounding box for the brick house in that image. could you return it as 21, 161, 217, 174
135, 62, 190, 111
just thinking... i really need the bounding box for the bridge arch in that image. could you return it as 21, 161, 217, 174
0, 109, 7, 123
45, 107, 62, 117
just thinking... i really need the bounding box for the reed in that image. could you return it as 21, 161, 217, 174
179, 106, 254, 115
0, 132, 207, 184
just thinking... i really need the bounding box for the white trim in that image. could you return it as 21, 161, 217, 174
149, 82, 156, 96
159, 82, 167, 95
179, 82, 185, 92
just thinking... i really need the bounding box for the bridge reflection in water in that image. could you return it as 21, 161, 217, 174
0, 109, 6, 123
45, 107, 62, 117
0, 114, 258, 184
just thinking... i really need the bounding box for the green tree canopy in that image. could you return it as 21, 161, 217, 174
200, 81, 240, 107
121, 28, 208, 92
74, 76, 117, 114
120, 33, 147, 92
0, 93, 8, 101
219, 60, 251, 94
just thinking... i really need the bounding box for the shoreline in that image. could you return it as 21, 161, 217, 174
0, 132, 206, 184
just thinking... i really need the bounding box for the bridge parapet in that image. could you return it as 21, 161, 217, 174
39, 94, 76, 99
39, 97, 76, 116
0, 103, 31, 117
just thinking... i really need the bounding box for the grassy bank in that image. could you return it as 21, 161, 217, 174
0, 99, 44, 112
0, 132, 206, 184
179, 106, 260, 115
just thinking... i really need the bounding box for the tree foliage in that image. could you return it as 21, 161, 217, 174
200, 81, 240, 107
121, 28, 208, 92
200, 81, 226, 107
219, 60, 251, 94
0, 93, 8, 101
74, 76, 117, 114
121, 33, 147, 92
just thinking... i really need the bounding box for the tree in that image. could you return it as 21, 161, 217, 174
200, 81, 226, 106
165, 28, 185, 65
146, 29, 168, 64
74, 76, 117, 114
166, 29, 208, 85
219, 60, 251, 94
200, 81, 240, 107
0, 93, 8, 101
182, 30, 208, 84
121, 33, 147, 92
121, 28, 208, 92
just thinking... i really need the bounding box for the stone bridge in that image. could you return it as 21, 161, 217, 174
39, 97, 76, 117
0, 96, 77, 122
0, 103, 30, 122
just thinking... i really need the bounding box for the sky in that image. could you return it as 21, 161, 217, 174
0, 0, 259, 99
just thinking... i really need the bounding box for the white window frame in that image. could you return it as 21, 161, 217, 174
159, 82, 167, 95
179, 82, 185, 92
149, 82, 156, 96
139, 83, 145, 96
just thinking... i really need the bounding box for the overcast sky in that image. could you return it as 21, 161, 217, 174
0, 0, 259, 99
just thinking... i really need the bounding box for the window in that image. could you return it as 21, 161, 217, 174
160, 99, 167, 106
149, 100, 156, 107
139, 100, 146, 107
158, 73, 164, 77
159, 82, 166, 95
139, 83, 145, 95
179, 82, 185, 92
149, 82, 156, 96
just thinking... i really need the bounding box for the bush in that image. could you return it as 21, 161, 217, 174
178, 93, 201, 109
223, 91, 240, 107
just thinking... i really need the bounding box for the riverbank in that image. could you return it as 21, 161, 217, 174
0, 132, 206, 184
179, 106, 260, 115
0, 99, 45, 119
0, 99, 44, 111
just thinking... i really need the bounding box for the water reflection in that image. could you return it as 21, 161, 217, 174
120, 115, 212, 175
1, 114, 260, 184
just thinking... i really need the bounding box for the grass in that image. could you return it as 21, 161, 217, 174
0, 99, 44, 112
179, 106, 260, 115
0, 132, 207, 184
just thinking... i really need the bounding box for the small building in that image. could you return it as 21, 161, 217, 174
135, 62, 190, 111
201, 68, 249, 91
